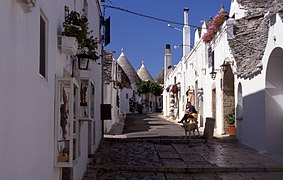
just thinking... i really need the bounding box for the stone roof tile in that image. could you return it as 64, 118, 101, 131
103, 50, 131, 88
137, 61, 154, 81
155, 68, 164, 84
228, 15, 269, 79
117, 50, 140, 91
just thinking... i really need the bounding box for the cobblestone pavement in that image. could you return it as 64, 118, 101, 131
83, 113, 283, 180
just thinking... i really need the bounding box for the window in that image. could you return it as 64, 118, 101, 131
54, 78, 79, 167
208, 46, 214, 68
79, 78, 95, 120
39, 14, 47, 77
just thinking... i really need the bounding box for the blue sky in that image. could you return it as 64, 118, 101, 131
103, 0, 231, 78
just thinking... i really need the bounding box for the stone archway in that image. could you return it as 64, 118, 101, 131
265, 47, 283, 153
222, 64, 235, 135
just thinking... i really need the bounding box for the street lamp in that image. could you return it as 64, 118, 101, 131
174, 44, 196, 52
168, 24, 182, 32
174, 44, 192, 49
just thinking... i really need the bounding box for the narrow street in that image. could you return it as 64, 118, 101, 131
83, 113, 283, 180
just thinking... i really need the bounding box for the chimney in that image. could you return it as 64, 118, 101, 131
165, 44, 171, 54
184, 7, 189, 25
164, 44, 172, 80
183, 7, 190, 57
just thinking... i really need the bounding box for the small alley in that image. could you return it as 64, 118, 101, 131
83, 113, 283, 180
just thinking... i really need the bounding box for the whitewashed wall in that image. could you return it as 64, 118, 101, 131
75, 1, 103, 179
103, 83, 117, 133
237, 13, 283, 154
263, 14, 283, 154
229, 0, 246, 19
163, 0, 283, 161
0, 0, 103, 180
236, 74, 266, 151
120, 88, 133, 114
0, 0, 58, 179
103, 58, 117, 133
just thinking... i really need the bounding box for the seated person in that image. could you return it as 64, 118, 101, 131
178, 102, 197, 123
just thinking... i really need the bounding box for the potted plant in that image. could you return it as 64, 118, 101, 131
225, 107, 236, 135
60, 6, 99, 65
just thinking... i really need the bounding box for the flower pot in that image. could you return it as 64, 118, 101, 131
58, 36, 78, 55
228, 124, 236, 135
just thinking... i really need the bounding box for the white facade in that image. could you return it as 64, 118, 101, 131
237, 12, 283, 154
0, 0, 103, 179
163, 1, 283, 162
120, 88, 133, 114
103, 54, 136, 134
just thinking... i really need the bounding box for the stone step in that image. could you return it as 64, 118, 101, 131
102, 137, 208, 144
85, 164, 283, 174
83, 171, 283, 180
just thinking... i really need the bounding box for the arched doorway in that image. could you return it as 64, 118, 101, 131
265, 47, 283, 153
222, 64, 235, 135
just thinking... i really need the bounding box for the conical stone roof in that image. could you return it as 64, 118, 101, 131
137, 61, 154, 81
228, 0, 274, 79
155, 68, 164, 85
117, 49, 140, 91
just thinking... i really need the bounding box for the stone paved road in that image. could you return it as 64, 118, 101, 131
83, 113, 283, 180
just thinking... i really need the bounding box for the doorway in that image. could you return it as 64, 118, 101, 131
222, 64, 235, 135
265, 47, 283, 153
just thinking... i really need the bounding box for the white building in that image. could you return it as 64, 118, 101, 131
228, 0, 283, 156
163, 0, 283, 163
0, 0, 103, 179
116, 49, 141, 113
137, 61, 157, 113
102, 50, 132, 134
163, 7, 190, 120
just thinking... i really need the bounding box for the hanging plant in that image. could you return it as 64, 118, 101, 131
203, 12, 229, 44
61, 6, 99, 61
213, 12, 229, 30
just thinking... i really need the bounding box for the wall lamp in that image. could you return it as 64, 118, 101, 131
77, 53, 90, 70
210, 71, 217, 80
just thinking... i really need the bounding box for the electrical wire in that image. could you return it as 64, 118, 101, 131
105, 0, 115, 6
103, 5, 202, 29
102, 4, 256, 53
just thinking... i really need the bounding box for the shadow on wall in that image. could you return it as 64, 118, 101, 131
240, 90, 265, 151
265, 87, 283, 154
240, 89, 283, 154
